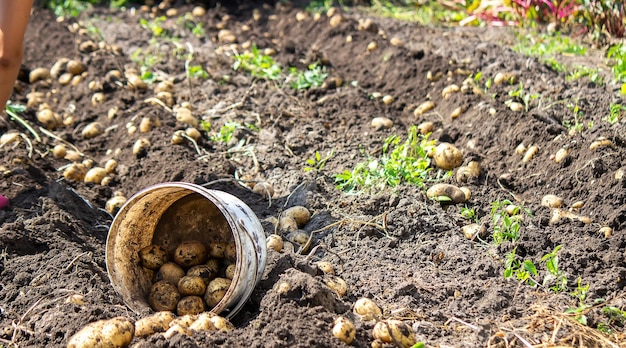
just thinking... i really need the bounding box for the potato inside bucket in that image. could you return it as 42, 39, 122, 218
106, 182, 266, 318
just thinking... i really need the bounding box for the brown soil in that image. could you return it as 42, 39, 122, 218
1, 2, 625, 347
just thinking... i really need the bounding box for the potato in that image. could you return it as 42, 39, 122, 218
67, 60, 87, 75
279, 216, 298, 234
139, 117, 152, 133
371, 116, 393, 130
177, 296, 205, 316
283, 206, 311, 228
413, 101, 435, 116
224, 264, 236, 280
266, 234, 283, 252
287, 230, 310, 252
442, 84, 460, 99
174, 240, 207, 268
390, 37, 403, 46
417, 121, 434, 135
169, 314, 198, 329
134, 311, 176, 337
433, 143, 463, 170
353, 298, 382, 321
29, 67, 51, 83
185, 127, 201, 141
426, 183, 467, 205
188, 312, 216, 331
508, 101, 524, 112
252, 182, 274, 199
373, 320, 417, 348
324, 275, 347, 297
67, 317, 134, 348
208, 241, 226, 259
461, 223, 486, 240
137, 245, 168, 271
105, 195, 126, 215
225, 242, 236, 261
316, 261, 334, 275
63, 163, 88, 182
0, 132, 20, 146
209, 315, 234, 332
522, 145, 538, 163
104, 159, 117, 174
127, 74, 147, 90
148, 281, 181, 312
172, 130, 186, 145
541, 194, 563, 208
50, 58, 69, 78
82, 122, 104, 139
382, 95, 394, 105
91, 93, 105, 107
205, 258, 221, 275
554, 148, 570, 163
332, 317, 356, 344
178, 275, 207, 296
456, 161, 480, 183
205, 277, 231, 308
186, 264, 216, 285
156, 262, 185, 285
175, 107, 198, 127
163, 324, 192, 339
132, 138, 151, 157
36, 108, 59, 130
84, 167, 107, 184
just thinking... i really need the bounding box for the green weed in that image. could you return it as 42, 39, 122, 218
564, 101, 592, 133
490, 199, 530, 245
304, 150, 335, 172
606, 103, 626, 124
209, 122, 258, 144
140, 16, 169, 37
460, 205, 478, 223
564, 278, 592, 325
289, 63, 328, 90
334, 126, 438, 193
233, 45, 282, 81
507, 83, 539, 112
46, 0, 96, 17
5, 102, 40, 142
597, 306, 626, 334
504, 248, 538, 287
187, 65, 208, 79
541, 245, 568, 292
607, 44, 626, 93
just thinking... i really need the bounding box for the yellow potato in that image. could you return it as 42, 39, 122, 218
134, 311, 176, 337
82, 122, 104, 139
178, 275, 207, 296
316, 261, 334, 275
433, 143, 463, 170
208, 241, 226, 259
332, 317, 356, 344
148, 281, 181, 312
266, 234, 283, 252
188, 312, 217, 331
177, 296, 205, 316
186, 264, 217, 285
426, 183, 467, 204
224, 242, 236, 261
67, 317, 134, 348
138, 244, 168, 270
84, 167, 107, 184
324, 275, 347, 297
373, 320, 417, 348
252, 182, 274, 199
174, 240, 208, 268
29, 67, 51, 83
283, 206, 311, 228
156, 262, 185, 285
279, 216, 298, 234
353, 298, 382, 321
204, 277, 231, 308
205, 258, 221, 275
224, 264, 236, 280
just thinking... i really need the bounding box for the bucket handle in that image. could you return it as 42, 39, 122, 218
226, 218, 261, 319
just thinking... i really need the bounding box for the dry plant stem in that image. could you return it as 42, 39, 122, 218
38, 127, 84, 156
283, 182, 306, 208
180, 133, 204, 156
446, 316, 479, 331
63, 251, 92, 273
143, 97, 172, 113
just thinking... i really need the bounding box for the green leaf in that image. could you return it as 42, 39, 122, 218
522, 260, 537, 276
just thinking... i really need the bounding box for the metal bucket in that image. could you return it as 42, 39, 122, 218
105, 182, 267, 319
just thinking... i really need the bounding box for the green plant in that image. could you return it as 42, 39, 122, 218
460, 205, 478, 223
233, 45, 282, 81
581, 0, 625, 38
541, 245, 568, 292
504, 248, 538, 287
187, 65, 208, 79
490, 199, 530, 245
140, 16, 168, 37
304, 150, 335, 172
566, 65, 604, 84
210, 122, 243, 144
506, 82, 539, 112
606, 103, 626, 124
334, 126, 438, 193
597, 306, 626, 334
289, 63, 328, 90
5, 102, 40, 142
564, 278, 592, 325
607, 44, 626, 93
564, 100, 592, 132
45, 0, 98, 17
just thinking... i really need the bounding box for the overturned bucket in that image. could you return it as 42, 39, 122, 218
105, 182, 267, 319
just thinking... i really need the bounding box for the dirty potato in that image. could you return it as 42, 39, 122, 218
353, 297, 382, 321
134, 311, 176, 337
373, 320, 417, 348
332, 317, 356, 344
139, 245, 168, 270
67, 317, 134, 348
204, 277, 232, 308
149, 280, 181, 312
174, 240, 208, 268
178, 275, 207, 296
433, 142, 463, 170
283, 206, 311, 228
156, 262, 186, 285
186, 264, 217, 285
177, 296, 205, 316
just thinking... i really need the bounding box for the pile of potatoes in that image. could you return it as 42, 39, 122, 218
139, 239, 237, 316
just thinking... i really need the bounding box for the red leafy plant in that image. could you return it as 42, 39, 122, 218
512, 0, 580, 25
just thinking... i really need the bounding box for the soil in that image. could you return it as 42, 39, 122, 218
1, 2, 625, 347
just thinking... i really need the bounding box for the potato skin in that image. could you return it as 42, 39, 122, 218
433, 142, 463, 170
426, 183, 467, 204
283, 206, 311, 228
174, 240, 208, 268
177, 296, 205, 316
67, 316, 134, 348
148, 280, 181, 312
178, 275, 207, 296
204, 277, 232, 308
138, 245, 168, 270
134, 311, 176, 337
155, 262, 185, 285
186, 264, 216, 285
